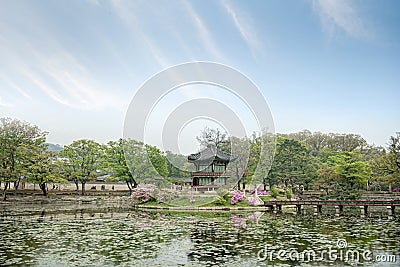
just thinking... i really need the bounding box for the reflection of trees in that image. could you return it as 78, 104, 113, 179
187, 214, 264, 266
188, 220, 239, 265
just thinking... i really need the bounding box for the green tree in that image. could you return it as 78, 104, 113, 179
0, 118, 47, 200
267, 138, 314, 192
371, 133, 400, 191
248, 132, 276, 190
326, 133, 367, 152
281, 131, 368, 155
326, 152, 371, 199
103, 139, 137, 194
60, 139, 103, 195
316, 165, 339, 195
106, 139, 167, 194
196, 127, 228, 151
27, 150, 67, 196
165, 151, 190, 179
224, 136, 251, 190
146, 144, 168, 178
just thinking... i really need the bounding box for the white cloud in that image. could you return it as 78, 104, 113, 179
220, 0, 262, 56
312, 0, 366, 38
0, 11, 125, 111
182, 1, 225, 61
110, 0, 170, 68
21, 50, 124, 110
0, 96, 14, 107
86, 0, 100, 6
0, 75, 31, 99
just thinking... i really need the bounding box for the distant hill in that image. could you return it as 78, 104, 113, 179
45, 143, 64, 152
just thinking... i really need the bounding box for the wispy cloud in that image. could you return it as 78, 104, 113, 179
220, 0, 262, 56
86, 0, 100, 6
0, 96, 14, 108
311, 0, 366, 39
110, 0, 171, 68
21, 49, 123, 110
0, 75, 31, 99
182, 1, 225, 61
0, 8, 124, 111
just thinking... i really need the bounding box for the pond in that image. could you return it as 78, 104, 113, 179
1, 205, 399, 266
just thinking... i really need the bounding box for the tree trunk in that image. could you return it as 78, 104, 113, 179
74, 180, 79, 191
3, 182, 9, 201
81, 181, 86, 195
39, 183, 47, 196
235, 166, 240, 190
263, 177, 267, 191
126, 180, 132, 195
14, 177, 22, 195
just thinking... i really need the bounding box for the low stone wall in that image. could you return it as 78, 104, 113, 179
134, 205, 271, 212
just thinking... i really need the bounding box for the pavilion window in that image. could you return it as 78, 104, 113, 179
200, 165, 212, 172
214, 165, 225, 172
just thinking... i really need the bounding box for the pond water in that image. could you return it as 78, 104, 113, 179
1, 206, 399, 266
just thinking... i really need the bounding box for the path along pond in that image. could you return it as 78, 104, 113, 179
1, 199, 399, 266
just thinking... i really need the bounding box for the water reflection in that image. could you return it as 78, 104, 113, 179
0, 208, 399, 266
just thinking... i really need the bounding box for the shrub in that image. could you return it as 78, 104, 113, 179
131, 184, 156, 204
213, 196, 227, 205
231, 190, 244, 205
247, 197, 256, 206
155, 189, 179, 203
270, 187, 279, 198
286, 188, 293, 199
251, 189, 269, 196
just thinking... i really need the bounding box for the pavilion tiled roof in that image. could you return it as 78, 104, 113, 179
187, 145, 235, 162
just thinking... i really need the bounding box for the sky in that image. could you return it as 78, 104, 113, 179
0, 0, 399, 153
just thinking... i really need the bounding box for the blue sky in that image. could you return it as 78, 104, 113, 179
0, 0, 399, 150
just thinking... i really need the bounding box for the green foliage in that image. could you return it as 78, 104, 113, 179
316, 151, 371, 199
103, 139, 168, 193
281, 131, 367, 155
60, 139, 103, 195
2, 116, 396, 202
0, 118, 47, 199
370, 133, 400, 190
212, 196, 227, 206
328, 152, 371, 190
27, 149, 67, 196
315, 165, 339, 194
196, 127, 228, 150
269, 187, 279, 198
103, 139, 134, 188
267, 137, 315, 191
45, 143, 63, 153
146, 144, 168, 178
285, 188, 293, 199
165, 151, 190, 178
248, 132, 276, 188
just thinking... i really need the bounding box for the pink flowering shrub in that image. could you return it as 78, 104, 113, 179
156, 189, 178, 203
230, 190, 244, 205
231, 214, 245, 228
131, 184, 156, 203
247, 197, 256, 206
251, 189, 269, 196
